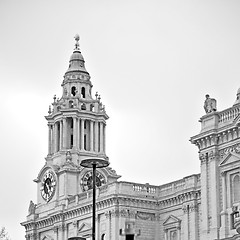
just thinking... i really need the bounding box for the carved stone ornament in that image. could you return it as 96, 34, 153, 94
219, 143, 240, 157
209, 150, 219, 161
182, 205, 188, 214
136, 211, 155, 221
199, 154, 207, 164
189, 202, 198, 212
105, 211, 111, 219
111, 209, 120, 217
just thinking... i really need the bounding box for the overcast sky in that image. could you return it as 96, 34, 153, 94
1, 0, 240, 239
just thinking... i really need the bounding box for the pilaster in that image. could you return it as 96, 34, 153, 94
199, 153, 209, 239
208, 150, 220, 239
189, 201, 198, 240
111, 209, 120, 240
220, 171, 229, 238
182, 204, 189, 240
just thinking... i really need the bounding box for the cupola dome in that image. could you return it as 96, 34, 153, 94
65, 34, 89, 75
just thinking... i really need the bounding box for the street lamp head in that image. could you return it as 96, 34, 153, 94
80, 157, 109, 169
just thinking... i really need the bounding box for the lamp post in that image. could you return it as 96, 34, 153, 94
80, 157, 109, 240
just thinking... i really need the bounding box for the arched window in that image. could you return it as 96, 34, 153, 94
101, 234, 105, 240
233, 175, 240, 203
71, 86, 76, 96
81, 87, 85, 98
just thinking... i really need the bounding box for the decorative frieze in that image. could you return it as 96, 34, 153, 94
219, 143, 240, 157
136, 211, 155, 221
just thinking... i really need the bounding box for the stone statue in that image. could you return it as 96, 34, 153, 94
204, 94, 217, 114
28, 200, 36, 215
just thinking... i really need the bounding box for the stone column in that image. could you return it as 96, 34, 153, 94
48, 124, 52, 155
94, 121, 99, 152
90, 120, 94, 151
75, 118, 79, 150
59, 120, 63, 150
73, 117, 77, 149
62, 117, 67, 149
103, 123, 106, 153
81, 119, 85, 150
54, 122, 58, 153
100, 121, 104, 153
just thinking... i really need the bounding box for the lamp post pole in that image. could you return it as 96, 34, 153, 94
92, 163, 96, 240
80, 158, 109, 240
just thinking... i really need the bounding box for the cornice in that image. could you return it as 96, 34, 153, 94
191, 127, 240, 151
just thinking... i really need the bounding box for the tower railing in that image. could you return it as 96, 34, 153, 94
218, 105, 240, 125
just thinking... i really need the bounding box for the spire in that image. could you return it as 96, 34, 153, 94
65, 34, 89, 76
74, 34, 80, 50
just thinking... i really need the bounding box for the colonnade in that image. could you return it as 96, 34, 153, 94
48, 117, 106, 155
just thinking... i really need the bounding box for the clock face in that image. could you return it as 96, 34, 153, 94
81, 171, 106, 191
41, 170, 56, 202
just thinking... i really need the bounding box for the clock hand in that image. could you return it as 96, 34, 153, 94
46, 182, 50, 193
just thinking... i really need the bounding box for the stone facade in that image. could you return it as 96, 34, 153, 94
21, 36, 240, 240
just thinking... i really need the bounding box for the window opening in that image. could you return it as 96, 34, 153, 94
81, 103, 86, 110
71, 86, 76, 96
84, 135, 86, 150
70, 135, 73, 149
90, 104, 94, 112
81, 87, 86, 98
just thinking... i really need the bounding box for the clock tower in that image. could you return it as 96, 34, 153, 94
22, 35, 120, 240
37, 34, 110, 204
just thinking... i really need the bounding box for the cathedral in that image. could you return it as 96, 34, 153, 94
21, 36, 240, 240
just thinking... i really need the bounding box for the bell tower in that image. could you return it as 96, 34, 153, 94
46, 34, 108, 166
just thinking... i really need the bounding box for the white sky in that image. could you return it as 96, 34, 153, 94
1, 0, 240, 239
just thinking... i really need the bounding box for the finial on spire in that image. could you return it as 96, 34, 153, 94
74, 34, 80, 50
